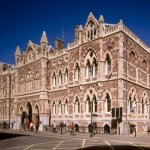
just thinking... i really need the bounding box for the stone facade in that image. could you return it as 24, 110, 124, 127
0, 12, 150, 134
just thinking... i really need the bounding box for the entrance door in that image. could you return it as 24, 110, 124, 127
104, 124, 110, 134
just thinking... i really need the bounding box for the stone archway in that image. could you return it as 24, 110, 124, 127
104, 124, 110, 134
34, 105, 40, 124
26, 101, 32, 123
75, 123, 79, 132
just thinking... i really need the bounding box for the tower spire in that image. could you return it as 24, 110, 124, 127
15, 46, 21, 56
40, 31, 48, 45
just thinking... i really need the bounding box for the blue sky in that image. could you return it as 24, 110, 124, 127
0, 0, 150, 64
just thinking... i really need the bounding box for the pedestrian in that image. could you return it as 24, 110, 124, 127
70, 123, 75, 136
30, 122, 34, 132
11, 121, 14, 129
35, 122, 39, 133
60, 121, 64, 134
64, 123, 66, 133
134, 126, 136, 137
53, 121, 56, 133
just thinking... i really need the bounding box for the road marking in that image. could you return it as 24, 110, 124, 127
24, 144, 35, 150
7, 145, 30, 149
129, 142, 145, 150
82, 139, 85, 148
7, 141, 60, 150
105, 141, 115, 150
52, 140, 64, 150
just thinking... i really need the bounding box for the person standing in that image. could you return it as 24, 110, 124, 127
30, 122, 34, 132
35, 122, 39, 133
60, 121, 64, 134
53, 121, 56, 133
70, 123, 75, 136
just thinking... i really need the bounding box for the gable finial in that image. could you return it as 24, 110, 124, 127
99, 15, 104, 22
40, 31, 48, 45
15, 46, 21, 56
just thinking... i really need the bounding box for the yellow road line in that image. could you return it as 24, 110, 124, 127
105, 141, 115, 150
129, 142, 145, 150
52, 140, 64, 150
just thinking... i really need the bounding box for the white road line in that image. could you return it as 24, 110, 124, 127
52, 140, 64, 150
129, 142, 145, 150
82, 139, 85, 148
23, 144, 35, 150
7, 145, 30, 149
105, 141, 115, 150
7, 141, 60, 150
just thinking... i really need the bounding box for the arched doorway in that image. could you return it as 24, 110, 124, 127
26, 101, 32, 125
75, 124, 79, 132
104, 124, 110, 134
88, 124, 93, 133
35, 105, 40, 124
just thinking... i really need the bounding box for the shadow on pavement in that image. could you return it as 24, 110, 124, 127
0, 132, 29, 140
77, 145, 150, 150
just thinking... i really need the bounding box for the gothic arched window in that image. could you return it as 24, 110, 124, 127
58, 70, 63, 86
64, 68, 68, 85
75, 96, 80, 113
75, 63, 80, 81
86, 95, 90, 113
64, 99, 68, 114
105, 93, 111, 112
105, 54, 111, 75
59, 100, 62, 115
92, 94, 97, 112
52, 72, 57, 87
52, 101, 56, 115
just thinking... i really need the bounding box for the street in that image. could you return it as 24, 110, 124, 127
0, 130, 150, 150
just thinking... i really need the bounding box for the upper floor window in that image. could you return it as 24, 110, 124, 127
64, 99, 68, 115
105, 54, 111, 75
86, 95, 91, 113
87, 21, 96, 41
105, 93, 111, 112
84, 51, 98, 79
58, 100, 62, 115
58, 70, 63, 86
75, 96, 80, 113
75, 63, 80, 81
52, 72, 57, 87
86, 94, 97, 113
52, 101, 56, 115
64, 68, 68, 85
92, 94, 97, 112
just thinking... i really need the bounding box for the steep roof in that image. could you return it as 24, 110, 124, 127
15, 46, 21, 56
40, 31, 48, 44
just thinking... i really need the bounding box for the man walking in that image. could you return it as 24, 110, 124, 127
60, 121, 64, 134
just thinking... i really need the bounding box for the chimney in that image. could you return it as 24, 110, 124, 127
55, 38, 64, 50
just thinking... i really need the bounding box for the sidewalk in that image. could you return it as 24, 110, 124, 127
0, 128, 149, 139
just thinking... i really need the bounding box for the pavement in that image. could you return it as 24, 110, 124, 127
1, 129, 150, 150
0, 128, 149, 139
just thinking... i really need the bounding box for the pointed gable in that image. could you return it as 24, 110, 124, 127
40, 31, 48, 44
27, 40, 35, 51
15, 46, 21, 56
84, 12, 99, 28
